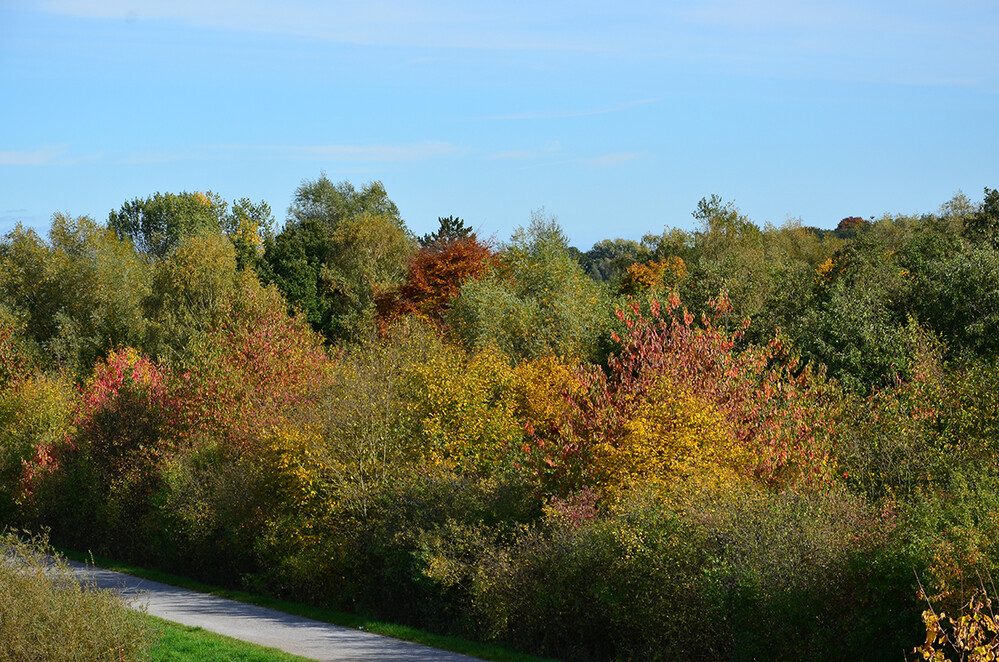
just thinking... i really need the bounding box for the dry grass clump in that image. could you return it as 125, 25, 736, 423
0, 530, 149, 661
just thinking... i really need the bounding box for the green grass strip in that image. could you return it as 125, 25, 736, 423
147, 615, 313, 661
59, 548, 557, 662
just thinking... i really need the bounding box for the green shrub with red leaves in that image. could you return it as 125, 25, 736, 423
21, 347, 173, 557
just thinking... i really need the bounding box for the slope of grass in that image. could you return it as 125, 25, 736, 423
148, 616, 313, 662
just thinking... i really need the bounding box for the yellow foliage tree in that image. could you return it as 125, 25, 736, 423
405, 341, 523, 474
593, 376, 748, 491
0, 372, 75, 520
511, 354, 579, 437
252, 424, 332, 547
618, 257, 688, 296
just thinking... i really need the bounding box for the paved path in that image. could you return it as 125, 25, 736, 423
71, 562, 484, 662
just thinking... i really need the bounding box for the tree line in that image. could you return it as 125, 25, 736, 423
2, 176, 999, 660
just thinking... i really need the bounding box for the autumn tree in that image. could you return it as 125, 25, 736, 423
146, 243, 331, 575
834, 216, 870, 239
168, 277, 332, 448
22, 347, 174, 557
375, 233, 493, 332
559, 295, 840, 493
0, 369, 73, 525
403, 334, 524, 475
617, 257, 688, 296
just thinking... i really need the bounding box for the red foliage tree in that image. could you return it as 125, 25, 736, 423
21, 348, 174, 495
20, 347, 176, 558
375, 236, 494, 333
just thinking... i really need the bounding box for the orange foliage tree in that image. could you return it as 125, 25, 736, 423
375, 235, 493, 333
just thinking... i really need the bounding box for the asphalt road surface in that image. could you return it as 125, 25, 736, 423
71, 562, 485, 662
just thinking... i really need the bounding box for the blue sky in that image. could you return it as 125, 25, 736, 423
2, 0, 997, 248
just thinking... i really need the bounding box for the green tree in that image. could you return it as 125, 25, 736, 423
286, 175, 400, 228
320, 211, 416, 342
687, 196, 768, 319
225, 197, 275, 272
144, 234, 250, 363
108, 191, 228, 258
265, 175, 413, 343
0, 215, 151, 376
640, 199, 843, 348
0, 304, 38, 390
779, 200, 999, 390
639, 197, 771, 321
964, 186, 999, 248
913, 244, 999, 362
582, 238, 652, 286
419, 215, 474, 247
447, 211, 606, 362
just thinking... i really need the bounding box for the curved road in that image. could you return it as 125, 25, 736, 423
71, 563, 484, 662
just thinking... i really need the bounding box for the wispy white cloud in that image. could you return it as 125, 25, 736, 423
483, 99, 657, 121
38, 0, 612, 52
488, 143, 640, 168
0, 145, 66, 165
118, 142, 461, 165
488, 141, 563, 160
34, 0, 999, 91
523, 151, 644, 169
0, 145, 103, 166
119, 150, 194, 165
489, 150, 542, 160
36, 0, 999, 90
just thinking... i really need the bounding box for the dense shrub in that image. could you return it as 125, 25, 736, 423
390, 479, 916, 661
0, 530, 149, 661
0, 371, 74, 525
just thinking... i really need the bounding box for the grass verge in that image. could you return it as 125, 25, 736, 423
58, 548, 557, 662
147, 615, 313, 661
